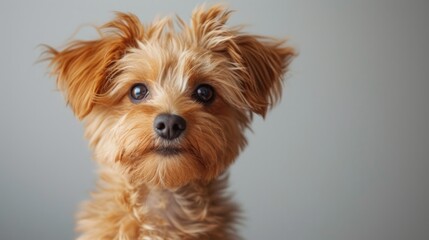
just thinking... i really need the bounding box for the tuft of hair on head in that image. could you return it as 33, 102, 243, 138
41, 13, 144, 119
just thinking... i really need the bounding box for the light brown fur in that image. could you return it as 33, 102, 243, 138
44, 5, 295, 240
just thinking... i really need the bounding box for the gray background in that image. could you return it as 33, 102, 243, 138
1, 0, 428, 239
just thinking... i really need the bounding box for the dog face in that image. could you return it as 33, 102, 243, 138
46, 6, 295, 189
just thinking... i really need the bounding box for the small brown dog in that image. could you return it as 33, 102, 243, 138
45, 5, 294, 240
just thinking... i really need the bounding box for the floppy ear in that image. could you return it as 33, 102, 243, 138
232, 36, 295, 117
190, 5, 295, 117
44, 13, 144, 119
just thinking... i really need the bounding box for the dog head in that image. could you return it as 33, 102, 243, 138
46, 5, 295, 189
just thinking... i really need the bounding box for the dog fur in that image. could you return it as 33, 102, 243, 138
45, 5, 295, 240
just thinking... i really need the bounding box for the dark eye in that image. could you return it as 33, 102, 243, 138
129, 83, 148, 103
193, 84, 215, 104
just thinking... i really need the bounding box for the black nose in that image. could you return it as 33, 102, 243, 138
154, 114, 187, 140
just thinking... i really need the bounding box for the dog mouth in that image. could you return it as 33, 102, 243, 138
154, 147, 183, 156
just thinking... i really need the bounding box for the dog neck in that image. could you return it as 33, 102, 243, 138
140, 181, 218, 236
137, 174, 239, 238
88, 165, 239, 239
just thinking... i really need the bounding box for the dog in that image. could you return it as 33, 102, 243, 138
44, 5, 295, 240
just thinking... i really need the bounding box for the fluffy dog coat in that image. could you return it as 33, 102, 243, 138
45, 5, 294, 240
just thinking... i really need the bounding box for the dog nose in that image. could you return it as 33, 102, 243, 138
154, 114, 187, 140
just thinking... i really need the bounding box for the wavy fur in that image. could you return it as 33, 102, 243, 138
44, 5, 295, 240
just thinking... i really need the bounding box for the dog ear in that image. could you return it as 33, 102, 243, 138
232, 36, 295, 117
45, 13, 143, 119
190, 5, 295, 117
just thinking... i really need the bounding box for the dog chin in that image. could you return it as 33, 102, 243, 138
128, 150, 206, 189
154, 146, 184, 156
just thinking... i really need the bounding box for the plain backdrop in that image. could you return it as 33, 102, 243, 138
1, 0, 429, 239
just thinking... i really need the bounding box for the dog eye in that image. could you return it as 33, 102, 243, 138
193, 84, 215, 104
129, 83, 148, 103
